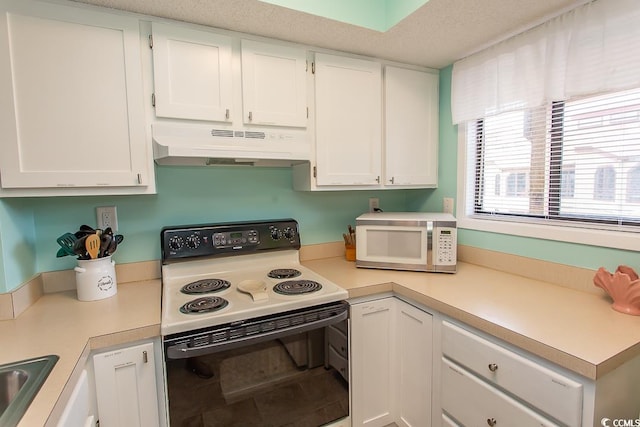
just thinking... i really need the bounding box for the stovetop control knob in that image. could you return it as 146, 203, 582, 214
270, 227, 282, 240
283, 227, 295, 240
186, 234, 200, 249
168, 235, 184, 251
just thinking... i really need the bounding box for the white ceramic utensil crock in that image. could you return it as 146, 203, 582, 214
74, 256, 117, 301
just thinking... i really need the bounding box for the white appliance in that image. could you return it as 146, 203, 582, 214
160, 219, 349, 426
152, 122, 311, 167
355, 212, 457, 273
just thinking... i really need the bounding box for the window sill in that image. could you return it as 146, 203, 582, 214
456, 213, 639, 251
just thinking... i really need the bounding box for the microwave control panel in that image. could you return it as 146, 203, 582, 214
435, 227, 457, 265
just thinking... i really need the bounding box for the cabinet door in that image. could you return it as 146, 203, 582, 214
93, 342, 159, 427
314, 53, 382, 186
151, 22, 233, 122
351, 299, 395, 427
0, 1, 149, 191
395, 300, 432, 427
384, 66, 439, 187
56, 369, 97, 427
241, 40, 307, 127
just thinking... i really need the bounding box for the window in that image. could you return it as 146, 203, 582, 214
629, 166, 640, 203
594, 166, 616, 201
469, 87, 640, 226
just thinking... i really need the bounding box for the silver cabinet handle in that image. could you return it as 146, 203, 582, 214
488, 363, 498, 372
375, 176, 380, 183
389, 177, 395, 184
248, 111, 253, 121
225, 109, 229, 120
487, 418, 497, 426
143, 350, 148, 363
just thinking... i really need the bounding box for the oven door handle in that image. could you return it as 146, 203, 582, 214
165, 310, 348, 359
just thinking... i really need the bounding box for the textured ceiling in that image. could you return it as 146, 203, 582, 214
70, 0, 584, 69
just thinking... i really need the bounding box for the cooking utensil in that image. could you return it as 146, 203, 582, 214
99, 233, 113, 258
237, 279, 268, 301
56, 233, 77, 257
104, 234, 122, 256
73, 235, 89, 259
85, 234, 100, 259
105, 237, 117, 256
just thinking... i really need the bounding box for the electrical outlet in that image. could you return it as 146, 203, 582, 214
443, 198, 454, 214
369, 198, 380, 213
96, 206, 118, 232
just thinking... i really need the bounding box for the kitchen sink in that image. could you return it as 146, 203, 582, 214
0, 355, 59, 427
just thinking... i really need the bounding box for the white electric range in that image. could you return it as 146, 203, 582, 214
160, 218, 349, 358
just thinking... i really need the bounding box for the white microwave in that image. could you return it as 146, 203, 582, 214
355, 212, 457, 273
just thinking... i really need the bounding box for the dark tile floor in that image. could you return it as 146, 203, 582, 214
166, 341, 349, 427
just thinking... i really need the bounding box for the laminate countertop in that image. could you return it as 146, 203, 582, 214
302, 257, 640, 381
0, 279, 161, 427
2, 258, 640, 426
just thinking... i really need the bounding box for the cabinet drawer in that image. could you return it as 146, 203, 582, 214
327, 345, 349, 382
442, 321, 582, 427
327, 324, 348, 358
441, 358, 559, 427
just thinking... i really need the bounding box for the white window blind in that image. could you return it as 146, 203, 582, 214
467, 88, 640, 226
452, 0, 640, 125
455, 0, 640, 231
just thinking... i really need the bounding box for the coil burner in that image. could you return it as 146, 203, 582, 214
181, 279, 231, 295
267, 268, 302, 279
273, 280, 322, 296
180, 297, 229, 314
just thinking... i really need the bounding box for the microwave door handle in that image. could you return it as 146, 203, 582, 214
426, 221, 434, 271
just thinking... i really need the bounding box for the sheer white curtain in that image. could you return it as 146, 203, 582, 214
451, 0, 640, 125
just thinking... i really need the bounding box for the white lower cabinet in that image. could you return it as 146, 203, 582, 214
56, 369, 97, 427
92, 341, 162, 427
352, 297, 640, 427
441, 358, 560, 426
351, 298, 395, 427
350, 297, 432, 427
396, 301, 432, 427
441, 321, 582, 426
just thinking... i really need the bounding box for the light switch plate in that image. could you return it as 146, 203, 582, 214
96, 206, 118, 232
443, 198, 454, 214
369, 198, 380, 213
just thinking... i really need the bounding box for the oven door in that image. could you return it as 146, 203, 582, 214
163, 302, 349, 426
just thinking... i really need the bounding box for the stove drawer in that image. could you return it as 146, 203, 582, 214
326, 322, 348, 359
327, 344, 349, 382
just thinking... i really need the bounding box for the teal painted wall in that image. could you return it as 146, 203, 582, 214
0, 199, 37, 292
0, 166, 428, 291
259, 0, 428, 31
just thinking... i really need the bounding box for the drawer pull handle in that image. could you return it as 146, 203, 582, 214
487, 418, 497, 426
488, 363, 498, 372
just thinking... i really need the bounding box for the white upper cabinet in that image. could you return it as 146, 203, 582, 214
151, 22, 233, 122
0, 0, 153, 196
384, 66, 439, 188
241, 39, 307, 127
313, 53, 382, 187
293, 56, 439, 191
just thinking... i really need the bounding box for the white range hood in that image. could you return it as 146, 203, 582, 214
152, 122, 311, 167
